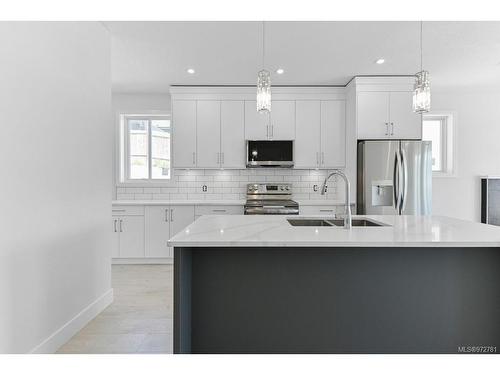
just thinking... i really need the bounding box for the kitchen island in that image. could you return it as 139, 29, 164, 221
168, 215, 500, 354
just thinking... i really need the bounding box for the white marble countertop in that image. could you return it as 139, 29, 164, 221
112, 199, 346, 206
168, 214, 500, 248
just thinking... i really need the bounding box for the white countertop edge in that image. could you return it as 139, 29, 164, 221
167, 241, 500, 248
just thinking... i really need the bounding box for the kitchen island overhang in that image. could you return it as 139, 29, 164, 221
169, 215, 500, 354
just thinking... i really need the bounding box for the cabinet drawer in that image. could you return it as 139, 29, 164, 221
299, 205, 339, 215
195, 205, 243, 216
112, 205, 144, 216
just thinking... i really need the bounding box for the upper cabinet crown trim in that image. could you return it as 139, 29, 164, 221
170, 86, 346, 101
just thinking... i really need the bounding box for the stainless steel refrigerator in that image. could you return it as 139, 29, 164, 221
357, 140, 432, 215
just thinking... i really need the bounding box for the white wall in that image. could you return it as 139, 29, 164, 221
431, 90, 500, 221
0, 22, 112, 353
112, 93, 171, 113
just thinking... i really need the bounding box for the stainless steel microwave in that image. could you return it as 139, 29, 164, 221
246, 140, 294, 168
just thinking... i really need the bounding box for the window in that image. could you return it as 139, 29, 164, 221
121, 115, 171, 182
422, 113, 455, 176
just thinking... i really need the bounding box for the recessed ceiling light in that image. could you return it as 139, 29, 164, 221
276, 68, 285, 74
187, 68, 195, 74
375, 58, 385, 65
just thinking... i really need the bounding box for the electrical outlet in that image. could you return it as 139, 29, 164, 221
202, 185, 207, 192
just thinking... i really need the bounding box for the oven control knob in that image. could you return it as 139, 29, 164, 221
285, 186, 290, 191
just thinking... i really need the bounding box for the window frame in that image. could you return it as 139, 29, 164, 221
117, 112, 175, 186
422, 112, 457, 178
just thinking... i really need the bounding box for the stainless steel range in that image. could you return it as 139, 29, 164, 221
244, 183, 299, 215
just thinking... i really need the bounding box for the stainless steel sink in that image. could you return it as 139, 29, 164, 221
328, 219, 385, 227
287, 219, 334, 227
287, 218, 386, 227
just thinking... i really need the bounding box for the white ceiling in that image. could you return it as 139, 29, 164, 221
105, 21, 500, 93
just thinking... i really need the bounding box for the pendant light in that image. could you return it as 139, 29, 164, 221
413, 21, 431, 113
256, 21, 271, 113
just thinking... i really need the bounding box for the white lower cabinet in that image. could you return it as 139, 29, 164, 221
145, 205, 195, 259
112, 215, 145, 258
113, 204, 242, 262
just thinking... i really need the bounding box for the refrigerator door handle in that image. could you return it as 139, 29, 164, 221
400, 148, 408, 212
393, 150, 400, 212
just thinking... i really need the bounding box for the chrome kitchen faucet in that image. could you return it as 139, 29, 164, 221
321, 170, 352, 229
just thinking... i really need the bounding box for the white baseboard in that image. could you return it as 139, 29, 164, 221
29, 288, 114, 354
112, 258, 173, 265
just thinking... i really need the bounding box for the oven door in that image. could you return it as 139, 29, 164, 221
244, 206, 299, 215
246, 140, 293, 168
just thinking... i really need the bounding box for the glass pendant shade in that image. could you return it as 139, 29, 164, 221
256, 69, 271, 113
413, 70, 431, 113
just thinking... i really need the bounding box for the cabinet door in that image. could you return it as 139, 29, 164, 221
295, 100, 321, 168
270, 101, 295, 139
111, 218, 120, 258
173, 100, 197, 167
244, 101, 269, 140
196, 101, 221, 168
321, 100, 346, 168
357, 92, 390, 139
389, 92, 422, 139
145, 206, 170, 258
118, 216, 145, 258
221, 101, 245, 168
170, 206, 195, 239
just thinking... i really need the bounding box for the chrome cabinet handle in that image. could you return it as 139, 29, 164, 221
271, 125, 274, 137
119, 219, 123, 232
320, 209, 334, 212
192, 152, 196, 165
385, 122, 389, 136
266, 124, 269, 138
321, 152, 325, 165
221, 152, 224, 165
212, 209, 227, 213
390, 122, 394, 136
113, 219, 117, 232
165, 209, 169, 222
316, 152, 319, 165
170, 208, 174, 222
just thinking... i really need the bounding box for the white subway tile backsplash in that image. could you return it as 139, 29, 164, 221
134, 193, 152, 200
126, 187, 143, 194
116, 193, 134, 200
152, 194, 171, 200
115, 168, 341, 202
170, 193, 187, 200
143, 187, 161, 194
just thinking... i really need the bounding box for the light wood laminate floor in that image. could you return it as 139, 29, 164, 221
57, 265, 173, 354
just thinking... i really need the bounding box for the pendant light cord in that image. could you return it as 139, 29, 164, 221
262, 21, 265, 69
420, 21, 423, 71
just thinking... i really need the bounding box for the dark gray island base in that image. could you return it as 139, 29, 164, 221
174, 246, 500, 354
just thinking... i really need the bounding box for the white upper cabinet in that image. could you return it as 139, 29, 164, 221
357, 91, 421, 140
295, 101, 321, 168
389, 92, 422, 139
221, 101, 245, 168
357, 92, 390, 139
173, 100, 197, 167
244, 100, 269, 140
270, 101, 295, 140
196, 101, 221, 168
295, 100, 346, 169
321, 100, 346, 168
